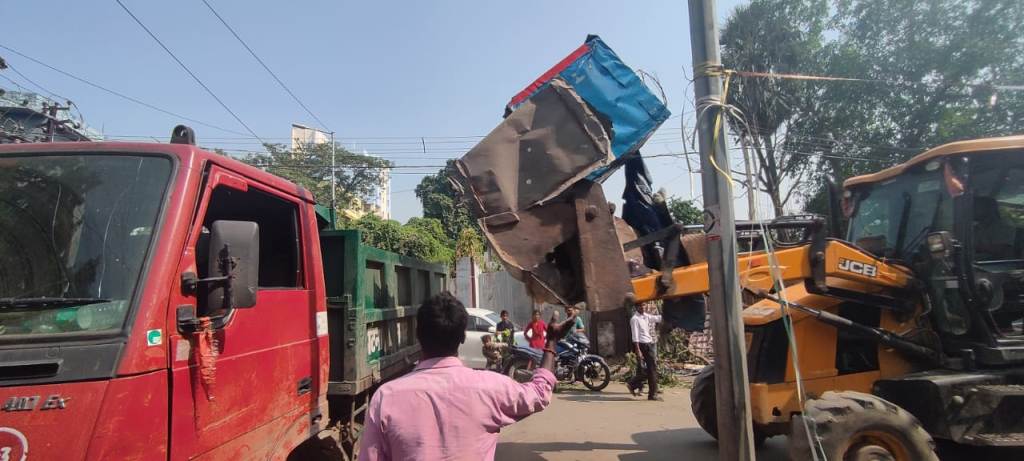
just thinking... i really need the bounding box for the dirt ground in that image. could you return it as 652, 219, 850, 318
495, 382, 789, 461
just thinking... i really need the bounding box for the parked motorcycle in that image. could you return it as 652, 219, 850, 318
503, 335, 611, 391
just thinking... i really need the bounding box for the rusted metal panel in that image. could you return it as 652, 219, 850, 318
573, 181, 633, 311
452, 81, 633, 312
451, 79, 613, 220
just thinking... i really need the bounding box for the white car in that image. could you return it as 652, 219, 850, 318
460, 307, 527, 369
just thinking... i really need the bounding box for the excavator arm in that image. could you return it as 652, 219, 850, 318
628, 227, 914, 308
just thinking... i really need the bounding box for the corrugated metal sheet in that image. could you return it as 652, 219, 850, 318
477, 270, 534, 325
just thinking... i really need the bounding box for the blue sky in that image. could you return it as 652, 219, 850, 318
1, 0, 749, 222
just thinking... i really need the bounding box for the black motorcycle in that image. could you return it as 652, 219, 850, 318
503, 335, 611, 391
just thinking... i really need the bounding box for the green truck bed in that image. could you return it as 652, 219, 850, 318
319, 229, 447, 396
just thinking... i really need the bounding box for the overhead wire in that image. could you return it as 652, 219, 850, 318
726, 103, 824, 461
115, 0, 266, 144
692, 62, 826, 458
6, 62, 70, 103
0, 43, 250, 136
198, 0, 331, 133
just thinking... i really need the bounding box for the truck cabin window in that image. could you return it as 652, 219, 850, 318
198, 186, 302, 290
0, 155, 172, 339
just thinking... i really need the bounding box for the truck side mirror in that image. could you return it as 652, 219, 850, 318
206, 220, 260, 310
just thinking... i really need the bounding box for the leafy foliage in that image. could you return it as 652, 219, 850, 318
721, 0, 828, 216
415, 160, 479, 243
454, 227, 484, 260
349, 214, 453, 264
720, 0, 1024, 214
666, 196, 703, 224
238, 142, 391, 218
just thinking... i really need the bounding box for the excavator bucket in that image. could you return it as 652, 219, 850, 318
450, 79, 633, 311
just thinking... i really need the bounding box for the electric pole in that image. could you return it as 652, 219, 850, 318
687, 1, 756, 460
330, 130, 337, 215
41, 102, 73, 142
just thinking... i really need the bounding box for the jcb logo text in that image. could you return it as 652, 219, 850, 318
838, 258, 877, 277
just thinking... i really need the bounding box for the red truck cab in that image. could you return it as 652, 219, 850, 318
0, 134, 330, 460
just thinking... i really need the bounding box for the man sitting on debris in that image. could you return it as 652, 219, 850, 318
359, 292, 576, 461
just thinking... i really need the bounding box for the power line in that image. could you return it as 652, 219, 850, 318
199, 0, 331, 133
6, 62, 69, 103
0, 73, 30, 94
0, 43, 250, 136
115, 0, 265, 144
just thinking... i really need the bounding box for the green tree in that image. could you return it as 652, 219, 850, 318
239, 142, 391, 220
415, 160, 479, 242
720, 0, 1024, 214
721, 0, 828, 216
403, 217, 455, 263
348, 214, 453, 264
351, 214, 405, 252
454, 227, 484, 260
809, 0, 1024, 203
667, 196, 703, 225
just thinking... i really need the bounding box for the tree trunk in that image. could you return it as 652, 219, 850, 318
760, 135, 785, 217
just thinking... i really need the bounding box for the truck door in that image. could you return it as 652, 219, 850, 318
168, 166, 320, 460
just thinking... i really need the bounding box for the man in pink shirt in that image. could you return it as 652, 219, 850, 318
359, 292, 575, 460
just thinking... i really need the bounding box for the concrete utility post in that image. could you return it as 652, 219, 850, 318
686, 0, 757, 460
330, 130, 337, 213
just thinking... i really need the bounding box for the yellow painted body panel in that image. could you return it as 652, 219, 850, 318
632, 239, 911, 304
744, 282, 926, 426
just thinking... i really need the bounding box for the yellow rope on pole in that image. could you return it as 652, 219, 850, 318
706, 70, 735, 190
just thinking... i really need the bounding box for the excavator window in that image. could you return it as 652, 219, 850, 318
969, 155, 1024, 335
847, 167, 951, 261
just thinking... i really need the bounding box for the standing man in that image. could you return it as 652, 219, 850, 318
496, 310, 516, 344
627, 302, 662, 400
359, 292, 576, 460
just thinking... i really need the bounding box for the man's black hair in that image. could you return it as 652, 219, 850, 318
500, 310, 509, 316
416, 291, 467, 358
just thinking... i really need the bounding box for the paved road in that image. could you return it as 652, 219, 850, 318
496, 382, 790, 461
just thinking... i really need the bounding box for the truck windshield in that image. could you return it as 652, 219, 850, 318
847, 167, 951, 260
0, 154, 172, 339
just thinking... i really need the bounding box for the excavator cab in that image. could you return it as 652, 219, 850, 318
821, 138, 1024, 454
683, 137, 1024, 458
845, 145, 1024, 359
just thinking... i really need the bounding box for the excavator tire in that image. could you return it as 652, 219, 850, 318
790, 391, 938, 461
690, 365, 719, 440
690, 365, 768, 446
688, 364, 770, 444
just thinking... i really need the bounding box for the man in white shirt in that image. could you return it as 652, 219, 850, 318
627, 302, 662, 400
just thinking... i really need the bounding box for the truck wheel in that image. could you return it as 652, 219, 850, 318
579, 358, 610, 391
286, 430, 345, 461
690, 365, 768, 446
790, 391, 938, 461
